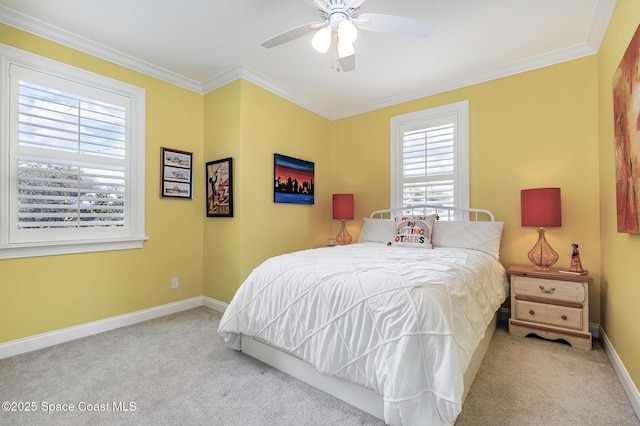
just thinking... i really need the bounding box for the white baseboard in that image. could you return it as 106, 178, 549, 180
600, 327, 640, 420
0, 296, 203, 360
202, 296, 228, 313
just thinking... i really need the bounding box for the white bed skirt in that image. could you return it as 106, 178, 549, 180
239, 311, 499, 422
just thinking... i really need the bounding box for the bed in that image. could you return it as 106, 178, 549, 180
218, 205, 509, 425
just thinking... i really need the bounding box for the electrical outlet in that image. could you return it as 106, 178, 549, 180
171, 277, 179, 289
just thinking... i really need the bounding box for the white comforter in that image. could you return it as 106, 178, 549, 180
218, 243, 508, 425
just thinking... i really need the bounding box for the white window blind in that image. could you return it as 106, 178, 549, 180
391, 101, 469, 214
1, 46, 146, 259
17, 79, 126, 233
401, 122, 455, 206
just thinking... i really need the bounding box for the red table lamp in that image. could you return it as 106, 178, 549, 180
521, 188, 562, 270
332, 194, 354, 245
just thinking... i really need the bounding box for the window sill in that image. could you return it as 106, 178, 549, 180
0, 237, 149, 260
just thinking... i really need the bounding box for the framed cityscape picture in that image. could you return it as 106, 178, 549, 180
274, 153, 314, 205
161, 147, 192, 199
206, 157, 233, 217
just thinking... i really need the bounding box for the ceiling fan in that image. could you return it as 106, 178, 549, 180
260, 0, 433, 72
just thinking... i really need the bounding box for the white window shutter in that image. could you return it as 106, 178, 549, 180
401, 122, 455, 206
391, 101, 469, 214
16, 80, 127, 234
0, 45, 146, 259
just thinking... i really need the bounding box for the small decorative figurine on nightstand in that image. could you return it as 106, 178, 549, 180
569, 243, 584, 273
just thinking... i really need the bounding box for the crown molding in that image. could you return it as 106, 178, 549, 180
331, 42, 598, 120
201, 65, 334, 119
200, 65, 242, 93
586, 0, 618, 51
0, 5, 202, 93
0, 1, 614, 121
0, 3, 335, 119
313, 0, 616, 119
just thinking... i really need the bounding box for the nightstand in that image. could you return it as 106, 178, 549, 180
507, 264, 592, 350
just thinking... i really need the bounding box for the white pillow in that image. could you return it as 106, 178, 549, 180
431, 221, 504, 259
358, 218, 397, 243
392, 215, 436, 249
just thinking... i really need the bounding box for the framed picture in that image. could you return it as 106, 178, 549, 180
274, 153, 314, 205
161, 148, 192, 199
206, 157, 233, 217
613, 24, 640, 233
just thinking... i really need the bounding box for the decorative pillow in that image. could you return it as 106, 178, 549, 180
392, 215, 436, 248
431, 221, 504, 259
358, 218, 397, 243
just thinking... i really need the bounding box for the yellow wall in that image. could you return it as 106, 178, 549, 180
597, 0, 640, 391
0, 25, 205, 342
334, 57, 601, 323
202, 80, 333, 303
202, 80, 243, 304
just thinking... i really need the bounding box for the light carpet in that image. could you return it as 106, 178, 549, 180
0, 307, 637, 425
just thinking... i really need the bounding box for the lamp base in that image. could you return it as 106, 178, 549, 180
528, 227, 559, 270
335, 220, 352, 245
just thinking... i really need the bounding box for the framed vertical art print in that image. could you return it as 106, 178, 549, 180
613, 24, 640, 233
206, 157, 233, 217
161, 147, 193, 199
274, 153, 314, 205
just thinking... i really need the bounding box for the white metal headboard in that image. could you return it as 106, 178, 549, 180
369, 204, 495, 221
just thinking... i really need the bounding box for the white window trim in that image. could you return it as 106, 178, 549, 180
0, 43, 147, 259
390, 100, 469, 211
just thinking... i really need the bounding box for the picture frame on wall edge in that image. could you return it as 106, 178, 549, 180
206, 157, 233, 217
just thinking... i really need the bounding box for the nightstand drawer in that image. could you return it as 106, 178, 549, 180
514, 299, 547, 324
514, 300, 583, 330
548, 304, 583, 330
513, 276, 585, 303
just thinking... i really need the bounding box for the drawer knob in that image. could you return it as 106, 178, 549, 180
529, 309, 535, 315
539, 285, 556, 294
562, 315, 568, 320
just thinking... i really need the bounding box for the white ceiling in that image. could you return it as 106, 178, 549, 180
0, 0, 616, 120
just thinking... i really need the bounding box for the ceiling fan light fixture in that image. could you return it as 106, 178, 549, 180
337, 41, 355, 59
337, 20, 358, 44
261, 0, 434, 72
312, 27, 332, 53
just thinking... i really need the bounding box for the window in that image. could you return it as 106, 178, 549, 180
0, 45, 146, 259
390, 100, 469, 216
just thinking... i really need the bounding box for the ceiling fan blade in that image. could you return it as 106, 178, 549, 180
338, 53, 356, 72
356, 13, 433, 37
311, 0, 330, 14
345, 0, 367, 9
261, 23, 319, 48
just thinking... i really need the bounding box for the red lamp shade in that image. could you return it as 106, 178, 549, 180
521, 187, 561, 270
332, 194, 354, 220
521, 188, 562, 228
